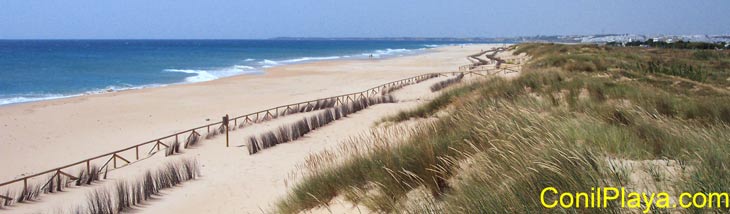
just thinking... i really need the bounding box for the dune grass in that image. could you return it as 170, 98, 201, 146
514, 43, 730, 88
84, 158, 199, 214
277, 44, 730, 213
248, 95, 396, 155
430, 74, 464, 92
383, 80, 483, 123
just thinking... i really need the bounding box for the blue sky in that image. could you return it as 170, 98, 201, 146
1, 0, 728, 39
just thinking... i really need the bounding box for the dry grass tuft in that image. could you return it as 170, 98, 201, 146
84, 158, 199, 213
248, 95, 396, 154
165, 140, 181, 157
184, 131, 201, 148
430, 74, 464, 92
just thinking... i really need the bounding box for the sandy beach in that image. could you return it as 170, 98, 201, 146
0, 44, 514, 213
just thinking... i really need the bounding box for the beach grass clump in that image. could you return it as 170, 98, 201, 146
85, 165, 101, 185
142, 171, 156, 200
309, 115, 321, 130
3, 190, 15, 208
383, 82, 482, 123
0, 181, 46, 208
430, 74, 464, 92
366, 95, 396, 105
317, 98, 337, 110
416, 73, 440, 83
381, 84, 408, 95
15, 184, 41, 203
277, 44, 730, 213
298, 119, 312, 135
247, 136, 262, 155
184, 131, 201, 148
379, 74, 439, 95
165, 140, 181, 157
248, 95, 395, 154
333, 107, 342, 120
205, 127, 219, 139
43, 173, 71, 194
43, 175, 57, 194
3, 176, 66, 208
298, 104, 309, 113
278, 126, 292, 143
0, 191, 13, 209
114, 182, 131, 212
87, 189, 114, 214
218, 124, 227, 134
261, 131, 279, 149
247, 117, 313, 154
292, 98, 338, 115
0, 194, 8, 209
83, 158, 199, 214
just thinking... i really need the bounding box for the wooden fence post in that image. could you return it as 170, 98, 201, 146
223, 115, 230, 147
56, 171, 61, 191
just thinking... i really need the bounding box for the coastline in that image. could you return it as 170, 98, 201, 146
0, 43, 511, 213
0, 46, 435, 108
0, 44, 502, 182
0, 43, 453, 107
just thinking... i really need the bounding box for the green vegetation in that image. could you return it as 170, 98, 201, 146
382, 82, 481, 123
516, 43, 730, 88
608, 39, 728, 50
277, 44, 730, 213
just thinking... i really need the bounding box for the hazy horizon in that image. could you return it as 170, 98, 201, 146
1, 0, 729, 39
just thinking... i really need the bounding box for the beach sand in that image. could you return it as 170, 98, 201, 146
0, 44, 513, 213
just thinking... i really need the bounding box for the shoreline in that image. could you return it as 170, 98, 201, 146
0, 43, 510, 213
0, 43, 499, 182
0, 44, 461, 107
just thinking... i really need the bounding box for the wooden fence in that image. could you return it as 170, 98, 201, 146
0, 70, 489, 201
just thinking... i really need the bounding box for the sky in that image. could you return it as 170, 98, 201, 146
1, 0, 728, 39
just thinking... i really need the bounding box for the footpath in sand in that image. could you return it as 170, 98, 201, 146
0, 44, 520, 213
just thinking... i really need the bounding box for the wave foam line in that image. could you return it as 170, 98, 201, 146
165, 65, 262, 83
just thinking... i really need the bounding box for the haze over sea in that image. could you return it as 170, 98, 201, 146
0, 40, 461, 105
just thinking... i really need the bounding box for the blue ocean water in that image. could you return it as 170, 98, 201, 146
0, 40, 459, 105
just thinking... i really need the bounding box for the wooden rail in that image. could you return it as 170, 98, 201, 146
0, 70, 492, 200
0, 49, 520, 203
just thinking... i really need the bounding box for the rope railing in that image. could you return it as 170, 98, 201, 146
0, 49, 520, 204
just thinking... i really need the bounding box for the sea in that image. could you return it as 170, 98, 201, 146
0, 40, 464, 106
